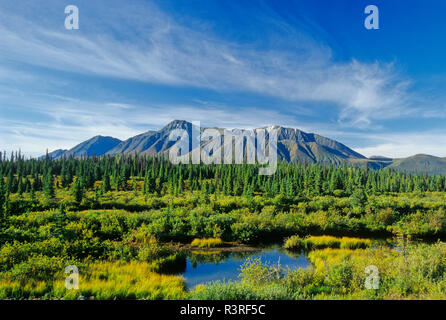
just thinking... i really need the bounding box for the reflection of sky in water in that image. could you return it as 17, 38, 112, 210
181, 245, 310, 289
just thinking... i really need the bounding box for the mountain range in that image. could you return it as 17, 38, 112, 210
43, 120, 446, 175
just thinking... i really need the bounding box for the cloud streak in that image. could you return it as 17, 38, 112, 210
353, 131, 446, 158
0, 0, 413, 126
0, 90, 302, 157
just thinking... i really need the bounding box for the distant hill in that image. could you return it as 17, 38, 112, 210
389, 154, 446, 175
106, 120, 192, 156
40, 120, 446, 174
48, 136, 122, 159
369, 155, 393, 162
41, 149, 67, 160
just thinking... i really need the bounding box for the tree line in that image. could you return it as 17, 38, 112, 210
1, 152, 445, 202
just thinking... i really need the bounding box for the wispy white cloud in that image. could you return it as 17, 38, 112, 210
353, 131, 446, 158
0, 0, 414, 127
0, 90, 301, 156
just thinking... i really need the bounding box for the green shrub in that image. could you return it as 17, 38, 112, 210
189, 281, 258, 300
284, 236, 304, 250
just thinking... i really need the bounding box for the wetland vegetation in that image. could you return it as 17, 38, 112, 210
1, 154, 446, 299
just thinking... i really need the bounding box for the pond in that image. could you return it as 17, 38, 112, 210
179, 245, 310, 289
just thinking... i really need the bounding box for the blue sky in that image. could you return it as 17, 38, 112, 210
1, 0, 446, 158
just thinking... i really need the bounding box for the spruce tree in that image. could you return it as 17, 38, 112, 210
71, 178, 84, 204
101, 174, 111, 193
43, 171, 55, 200
54, 204, 67, 239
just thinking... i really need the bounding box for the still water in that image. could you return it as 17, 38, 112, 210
179, 245, 310, 289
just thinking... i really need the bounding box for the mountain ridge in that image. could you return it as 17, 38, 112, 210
42, 120, 446, 174
45, 120, 365, 165
388, 154, 446, 175
46, 136, 122, 159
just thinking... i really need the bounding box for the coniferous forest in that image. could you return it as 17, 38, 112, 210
2, 152, 446, 299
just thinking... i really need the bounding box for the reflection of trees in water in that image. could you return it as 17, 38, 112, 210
281, 249, 305, 259
188, 251, 231, 267
158, 254, 187, 275
188, 248, 307, 265
187, 249, 265, 268
185, 247, 309, 269
228, 250, 262, 261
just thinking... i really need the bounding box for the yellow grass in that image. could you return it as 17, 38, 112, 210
284, 235, 372, 250
0, 261, 187, 300
190, 238, 224, 248
191, 250, 223, 255
54, 261, 186, 300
